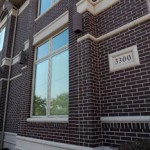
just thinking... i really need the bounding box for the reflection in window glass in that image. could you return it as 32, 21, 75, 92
39, 0, 59, 15
50, 50, 69, 115
37, 41, 49, 60
52, 29, 69, 51
33, 28, 69, 117
39, 0, 51, 15
33, 60, 49, 116
0, 27, 6, 51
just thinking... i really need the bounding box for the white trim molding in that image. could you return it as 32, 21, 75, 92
1, 57, 11, 67
0, 78, 8, 82
24, 40, 29, 51
27, 117, 68, 123
109, 45, 140, 72
10, 74, 22, 81
18, 0, 30, 15
76, 0, 119, 15
15, 136, 115, 150
12, 39, 29, 65
101, 116, 150, 123
12, 40, 29, 65
77, 13, 150, 43
9, 8, 18, 17
12, 53, 21, 65
33, 11, 68, 45
21, 65, 28, 70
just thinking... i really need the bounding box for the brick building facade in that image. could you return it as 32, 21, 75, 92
0, 0, 150, 150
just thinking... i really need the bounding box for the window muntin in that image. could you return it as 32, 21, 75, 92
32, 28, 69, 117
0, 26, 6, 51
39, 0, 59, 15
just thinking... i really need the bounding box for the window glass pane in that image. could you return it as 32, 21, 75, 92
37, 41, 49, 60
39, 0, 51, 15
50, 50, 69, 115
33, 60, 49, 116
52, 29, 69, 51
0, 27, 6, 51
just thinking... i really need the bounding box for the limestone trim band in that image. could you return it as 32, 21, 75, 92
76, 0, 119, 15
10, 73, 22, 81
1, 57, 11, 67
27, 117, 68, 123
77, 13, 150, 43
18, 0, 30, 15
101, 116, 150, 123
33, 11, 68, 45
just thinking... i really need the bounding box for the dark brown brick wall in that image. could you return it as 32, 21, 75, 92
96, 0, 148, 37
5, 77, 22, 133
98, 19, 150, 148
79, 0, 149, 38
2, 0, 150, 149
7, 0, 102, 147
99, 20, 150, 117
0, 81, 7, 132
102, 122, 150, 147
77, 39, 101, 147
0, 11, 17, 135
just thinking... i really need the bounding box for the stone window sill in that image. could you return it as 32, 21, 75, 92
27, 117, 68, 123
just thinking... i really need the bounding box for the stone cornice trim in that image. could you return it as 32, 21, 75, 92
1, 57, 11, 67
101, 116, 150, 123
33, 11, 68, 45
9, 8, 17, 17
18, 0, 30, 15
76, 0, 120, 15
77, 13, 150, 43
12, 53, 21, 65
89, 0, 103, 5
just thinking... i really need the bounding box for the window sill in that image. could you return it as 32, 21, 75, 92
27, 117, 68, 123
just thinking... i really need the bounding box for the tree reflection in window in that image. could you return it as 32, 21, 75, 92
32, 29, 69, 117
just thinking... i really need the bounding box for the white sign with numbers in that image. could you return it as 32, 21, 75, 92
109, 45, 140, 72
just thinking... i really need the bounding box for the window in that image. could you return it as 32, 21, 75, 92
32, 29, 69, 117
39, 0, 59, 15
0, 26, 6, 51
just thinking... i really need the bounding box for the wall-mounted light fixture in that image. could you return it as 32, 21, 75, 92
19, 51, 28, 65
73, 12, 83, 33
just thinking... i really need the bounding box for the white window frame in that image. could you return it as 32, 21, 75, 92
30, 28, 69, 121
37, 0, 60, 17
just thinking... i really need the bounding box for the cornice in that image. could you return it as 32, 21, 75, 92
76, 0, 120, 15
